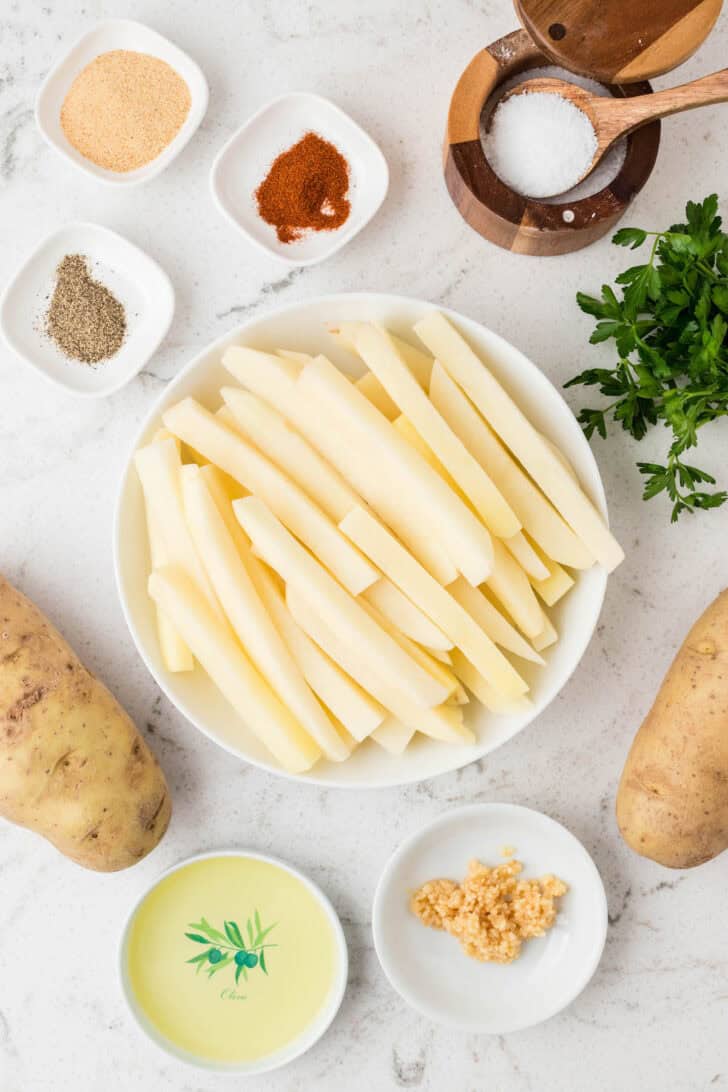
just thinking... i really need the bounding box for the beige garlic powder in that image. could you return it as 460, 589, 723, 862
60, 49, 191, 173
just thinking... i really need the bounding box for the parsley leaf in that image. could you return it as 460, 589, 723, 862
566, 195, 728, 522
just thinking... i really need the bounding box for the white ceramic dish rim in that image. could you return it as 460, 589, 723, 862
118, 848, 349, 1075
113, 292, 608, 789
209, 91, 390, 268
34, 18, 209, 187
0, 221, 175, 399
371, 802, 608, 1033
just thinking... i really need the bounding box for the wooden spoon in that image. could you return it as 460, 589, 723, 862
501, 69, 728, 197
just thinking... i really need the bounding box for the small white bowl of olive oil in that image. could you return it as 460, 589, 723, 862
119, 850, 348, 1073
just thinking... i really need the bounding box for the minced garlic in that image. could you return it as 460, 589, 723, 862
410, 857, 567, 964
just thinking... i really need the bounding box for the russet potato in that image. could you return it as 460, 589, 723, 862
0, 575, 171, 871
617, 589, 728, 869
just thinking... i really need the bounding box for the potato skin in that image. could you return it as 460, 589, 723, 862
0, 575, 171, 871
616, 589, 728, 869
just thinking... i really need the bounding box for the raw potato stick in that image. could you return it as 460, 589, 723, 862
451, 650, 532, 715
448, 577, 544, 665
221, 386, 452, 650
222, 346, 458, 585
502, 531, 550, 581
148, 567, 321, 774
429, 360, 595, 570
330, 325, 433, 424
525, 536, 575, 606
234, 496, 450, 709
163, 398, 378, 597
134, 438, 225, 624
252, 563, 386, 741
199, 467, 385, 742
356, 595, 463, 703
346, 322, 521, 539
222, 387, 358, 522
371, 716, 416, 754
363, 579, 453, 652
181, 466, 350, 762
392, 414, 548, 581
333, 323, 435, 391
354, 371, 400, 420
488, 537, 544, 639
532, 613, 558, 651
142, 496, 194, 672
415, 313, 623, 572
339, 506, 528, 700
297, 355, 494, 586
285, 585, 473, 745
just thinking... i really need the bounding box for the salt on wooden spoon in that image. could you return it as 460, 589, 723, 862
498, 68, 728, 199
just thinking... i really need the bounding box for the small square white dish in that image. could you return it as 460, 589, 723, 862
210, 92, 389, 266
372, 803, 608, 1033
35, 18, 208, 186
0, 222, 175, 398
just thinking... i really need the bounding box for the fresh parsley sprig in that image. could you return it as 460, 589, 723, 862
565, 195, 728, 522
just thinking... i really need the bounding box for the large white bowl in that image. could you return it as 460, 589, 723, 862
114, 294, 608, 788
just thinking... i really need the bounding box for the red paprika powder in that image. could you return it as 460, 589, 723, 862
255, 131, 351, 244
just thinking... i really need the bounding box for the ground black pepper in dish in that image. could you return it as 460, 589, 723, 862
46, 254, 126, 364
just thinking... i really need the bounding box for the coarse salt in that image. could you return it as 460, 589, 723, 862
484, 91, 598, 199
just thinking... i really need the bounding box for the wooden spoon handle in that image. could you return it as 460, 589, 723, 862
593, 68, 728, 144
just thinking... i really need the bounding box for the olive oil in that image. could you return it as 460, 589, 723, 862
124, 855, 340, 1065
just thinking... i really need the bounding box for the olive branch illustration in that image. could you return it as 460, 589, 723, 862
184, 912, 278, 984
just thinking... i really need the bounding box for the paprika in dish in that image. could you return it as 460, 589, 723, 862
255, 132, 351, 244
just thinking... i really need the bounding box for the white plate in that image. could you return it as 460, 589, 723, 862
210, 93, 389, 266
35, 18, 208, 185
119, 850, 348, 1074
372, 804, 607, 1033
0, 222, 174, 398
113, 293, 608, 788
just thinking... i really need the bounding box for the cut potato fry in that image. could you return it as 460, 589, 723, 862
134, 438, 225, 623
148, 567, 320, 773
144, 505, 194, 672
371, 716, 416, 754
163, 398, 378, 596
393, 413, 548, 582
221, 386, 454, 649
501, 531, 550, 580
181, 466, 350, 762
340, 506, 528, 700
286, 585, 473, 744
222, 345, 458, 584
137, 435, 193, 672
333, 323, 434, 388
248, 557, 385, 742
298, 355, 493, 586
345, 323, 521, 539
488, 537, 544, 639
416, 314, 623, 571
235, 497, 450, 708
363, 579, 453, 652
276, 349, 308, 368
355, 371, 400, 420
221, 387, 358, 522
526, 536, 575, 606
451, 650, 532, 715
532, 613, 558, 651
429, 361, 595, 570
448, 577, 544, 665
356, 596, 461, 702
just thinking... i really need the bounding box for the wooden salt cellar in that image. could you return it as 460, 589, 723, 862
444, 30, 660, 256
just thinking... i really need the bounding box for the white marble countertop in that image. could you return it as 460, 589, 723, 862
2, 2, 728, 1089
